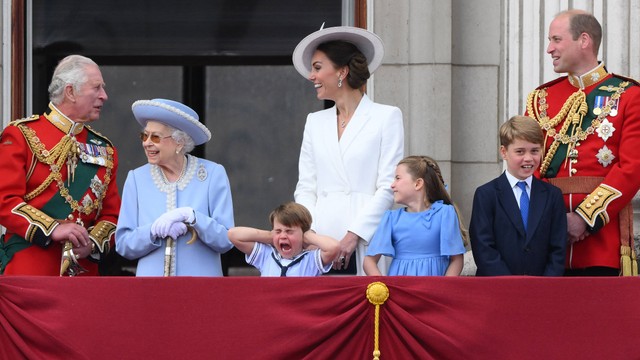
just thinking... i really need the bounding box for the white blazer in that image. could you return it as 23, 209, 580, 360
294, 94, 404, 274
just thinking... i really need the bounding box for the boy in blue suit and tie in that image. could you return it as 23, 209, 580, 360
470, 116, 567, 276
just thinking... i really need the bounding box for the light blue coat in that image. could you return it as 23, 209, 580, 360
116, 155, 234, 276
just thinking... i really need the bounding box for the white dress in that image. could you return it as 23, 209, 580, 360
294, 94, 404, 275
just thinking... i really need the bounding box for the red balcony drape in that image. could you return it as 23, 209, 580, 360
1, 276, 638, 359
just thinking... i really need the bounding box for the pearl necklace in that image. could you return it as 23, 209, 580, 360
151, 154, 198, 210
160, 156, 187, 183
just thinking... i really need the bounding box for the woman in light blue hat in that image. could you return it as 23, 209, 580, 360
115, 99, 234, 276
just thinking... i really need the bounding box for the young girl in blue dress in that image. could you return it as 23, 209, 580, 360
363, 156, 468, 276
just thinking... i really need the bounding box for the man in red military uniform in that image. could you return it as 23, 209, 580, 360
525, 10, 640, 276
0, 55, 120, 275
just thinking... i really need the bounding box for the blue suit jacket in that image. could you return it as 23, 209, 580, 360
470, 172, 567, 276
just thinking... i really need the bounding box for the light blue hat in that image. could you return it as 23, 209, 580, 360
131, 98, 212, 145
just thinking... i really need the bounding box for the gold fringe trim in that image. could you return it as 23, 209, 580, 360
620, 245, 638, 276
367, 282, 389, 360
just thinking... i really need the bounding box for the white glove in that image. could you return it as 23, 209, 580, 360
151, 207, 195, 238
167, 222, 188, 240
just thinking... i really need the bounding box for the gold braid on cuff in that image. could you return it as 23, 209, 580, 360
89, 221, 117, 254
575, 184, 622, 227
11, 203, 57, 239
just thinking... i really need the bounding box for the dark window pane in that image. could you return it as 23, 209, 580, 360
32, 0, 341, 57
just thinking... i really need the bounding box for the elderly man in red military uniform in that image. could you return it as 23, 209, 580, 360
525, 10, 640, 276
0, 55, 120, 276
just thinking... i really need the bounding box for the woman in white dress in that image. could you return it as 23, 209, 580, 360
292, 26, 404, 275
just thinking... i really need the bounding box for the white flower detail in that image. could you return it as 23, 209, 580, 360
596, 145, 615, 167
591, 72, 601, 82
596, 118, 615, 141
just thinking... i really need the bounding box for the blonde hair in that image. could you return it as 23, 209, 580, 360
500, 115, 543, 147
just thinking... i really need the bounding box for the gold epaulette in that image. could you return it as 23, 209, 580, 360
611, 73, 640, 87
8, 114, 39, 126
575, 184, 622, 227
85, 125, 114, 147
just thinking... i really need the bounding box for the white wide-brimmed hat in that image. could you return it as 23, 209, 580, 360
131, 99, 212, 145
292, 25, 384, 79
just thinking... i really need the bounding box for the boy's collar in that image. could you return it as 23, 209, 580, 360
504, 171, 532, 189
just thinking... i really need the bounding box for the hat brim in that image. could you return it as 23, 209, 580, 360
132, 99, 212, 145
292, 26, 384, 79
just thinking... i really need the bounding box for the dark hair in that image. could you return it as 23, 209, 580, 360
269, 202, 312, 233
562, 10, 602, 56
398, 156, 469, 245
316, 40, 370, 89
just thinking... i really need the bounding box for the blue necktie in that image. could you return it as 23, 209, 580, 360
517, 181, 529, 231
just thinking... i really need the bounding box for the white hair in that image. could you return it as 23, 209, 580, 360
48, 55, 98, 105
171, 128, 196, 154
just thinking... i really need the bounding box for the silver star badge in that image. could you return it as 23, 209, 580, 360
596, 145, 615, 167
596, 118, 615, 142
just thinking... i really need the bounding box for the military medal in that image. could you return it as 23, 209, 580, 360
610, 98, 619, 117
593, 95, 607, 116
596, 118, 615, 141
78, 142, 108, 166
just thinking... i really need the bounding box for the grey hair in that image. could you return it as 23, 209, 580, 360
171, 128, 196, 154
48, 55, 98, 105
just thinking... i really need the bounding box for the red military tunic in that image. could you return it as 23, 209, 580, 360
0, 103, 120, 275
526, 63, 640, 271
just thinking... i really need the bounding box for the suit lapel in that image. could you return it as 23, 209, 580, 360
496, 173, 526, 237
339, 94, 372, 154
320, 106, 350, 184
525, 178, 548, 243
